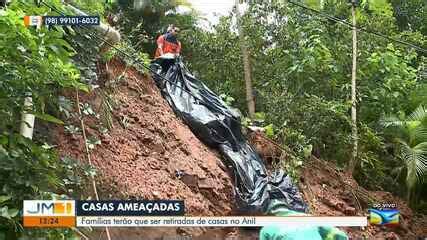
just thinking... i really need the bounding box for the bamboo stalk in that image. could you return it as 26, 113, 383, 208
348, 1, 358, 175
235, 0, 256, 119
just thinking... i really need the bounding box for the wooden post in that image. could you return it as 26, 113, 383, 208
348, 1, 358, 175
235, 0, 256, 119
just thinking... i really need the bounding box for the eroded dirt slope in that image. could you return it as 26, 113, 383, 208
248, 130, 427, 239
300, 157, 427, 239
55, 58, 234, 217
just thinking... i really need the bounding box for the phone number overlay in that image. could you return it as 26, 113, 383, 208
44, 16, 100, 26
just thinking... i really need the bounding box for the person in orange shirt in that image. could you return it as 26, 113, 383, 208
154, 25, 181, 59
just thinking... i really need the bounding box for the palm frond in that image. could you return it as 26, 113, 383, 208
380, 115, 405, 128
400, 141, 427, 188
408, 105, 427, 122
413, 127, 427, 144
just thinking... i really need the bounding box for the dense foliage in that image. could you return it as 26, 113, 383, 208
0, 1, 85, 132
179, 0, 426, 208
381, 106, 427, 206
111, 0, 197, 55
0, 1, 100, 238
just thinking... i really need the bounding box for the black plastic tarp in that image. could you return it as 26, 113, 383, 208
150, 58, 307, 214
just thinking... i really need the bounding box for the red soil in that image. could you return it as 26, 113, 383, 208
248, 130, 427, 239
54, 59, 238, 238
300, 157, 427, 239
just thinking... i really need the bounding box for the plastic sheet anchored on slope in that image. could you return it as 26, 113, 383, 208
150, 58, 307, 214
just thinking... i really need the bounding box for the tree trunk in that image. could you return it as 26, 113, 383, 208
235, 0, 255, 119
348, 2, 358, 175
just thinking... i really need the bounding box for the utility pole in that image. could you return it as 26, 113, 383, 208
348, 0, 358, 175
235, 0, 256, 119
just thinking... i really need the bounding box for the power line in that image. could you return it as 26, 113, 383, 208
40, 1, 243, 120
40, 0, 302, 157
38, 0, 425, 163
40, 1, 302, 163
287, 0, 427, 53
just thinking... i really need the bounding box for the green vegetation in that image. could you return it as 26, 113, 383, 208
173, 0, 426, 207
381, 105, 427, 206
110, 0, 197, 54
0, 1, 101, 238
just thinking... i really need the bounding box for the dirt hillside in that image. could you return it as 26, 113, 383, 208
248, 130, 427, 239
300, 157, 427, 239
54, 59, 240, 238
